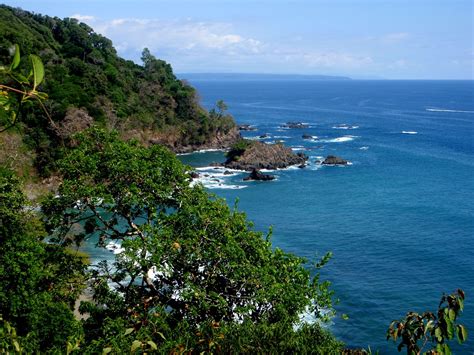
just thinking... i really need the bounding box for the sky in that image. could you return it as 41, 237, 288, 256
3, 0, 473, 79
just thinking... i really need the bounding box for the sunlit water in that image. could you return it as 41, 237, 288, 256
85, 80, 473, 352
179, 80, 474, 353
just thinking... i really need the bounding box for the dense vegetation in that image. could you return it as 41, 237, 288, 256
0, 128, 343, 353
0, 5, 468, 354
0, 5, 235, 178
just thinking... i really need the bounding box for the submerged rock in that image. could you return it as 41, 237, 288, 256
302, 134, 313, 139
281, 122, 309, 129
243, 169, 275, 181
321, 155, 348, 165
238, 124, 257, 131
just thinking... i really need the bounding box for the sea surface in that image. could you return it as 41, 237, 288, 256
179, 80, 474, 353
84, 80, 474, 352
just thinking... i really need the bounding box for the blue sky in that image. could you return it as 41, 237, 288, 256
3, 0, 473, 79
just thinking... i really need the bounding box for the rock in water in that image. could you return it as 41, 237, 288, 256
322, 155, 348, 165
302, 134, 313, 139
238, 124, 257, 131
281, 122, 309, 129
243, 169, 275, 181
224, 140, 308, 170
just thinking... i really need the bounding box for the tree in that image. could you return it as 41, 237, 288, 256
0, 168, 86, 352
43, 128, 340, 352
387, 289, 468, 354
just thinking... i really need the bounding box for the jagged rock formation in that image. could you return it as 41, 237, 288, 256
224, 140, 307, 171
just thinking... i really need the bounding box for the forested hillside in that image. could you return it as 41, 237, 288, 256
0, 5, 237, 179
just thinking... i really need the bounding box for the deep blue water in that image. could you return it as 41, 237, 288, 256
179, 80, 474, 353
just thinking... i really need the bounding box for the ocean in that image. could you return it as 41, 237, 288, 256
179, 79, 474, 353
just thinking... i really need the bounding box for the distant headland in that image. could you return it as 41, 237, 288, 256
178, 73, 352, 81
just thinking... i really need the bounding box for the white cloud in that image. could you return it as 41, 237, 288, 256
87, 17, 263, 57
70, 14, 96, 22
71, 15, 377, 74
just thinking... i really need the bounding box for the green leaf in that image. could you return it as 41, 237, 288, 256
457, 325, 468, 343
10, 44, 20, 70
13, 340, 20, 352
435, 327, 443, 342
448, 308, 456, 321
425, 320, 434, 335
29, 54, 44, 89
130, 340, 142, 352
102, 347, 113, 354
124, 328, 134, 335
147, 340, 158, 350
444, 343, 452, 355
446, 318, 454, 339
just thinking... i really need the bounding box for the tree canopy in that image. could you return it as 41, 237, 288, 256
38, 128, 341, 353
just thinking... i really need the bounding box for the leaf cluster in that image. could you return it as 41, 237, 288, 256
387, 289, 467, 354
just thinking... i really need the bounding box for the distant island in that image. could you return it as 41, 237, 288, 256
178, 73, 352, 81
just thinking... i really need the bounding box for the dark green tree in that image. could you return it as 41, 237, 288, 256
43, 128, 340, 353
0, 169, 86, 352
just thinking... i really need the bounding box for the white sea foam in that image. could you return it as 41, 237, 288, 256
105, 241, 125, 254
291, 146, 307, 151
359, 146, 370, 150
177, 148, 226, 156
319, 135, 358, 143
426, 108, 474, 113
401, 131, 418, 135
191, 166, 247, 190
332, 124, 359, 130
273, 135, 290, 139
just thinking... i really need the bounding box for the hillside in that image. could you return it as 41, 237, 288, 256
0, 5, 239, 180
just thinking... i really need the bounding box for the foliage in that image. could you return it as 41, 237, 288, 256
0, 5, 236, 177
0, 43, 51, 132
42, 128, 340, 352
0, 169, 86, 352
387, 289, 467, 354
225, 138, 254, 162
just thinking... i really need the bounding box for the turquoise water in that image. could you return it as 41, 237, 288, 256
179, 80, 474, 352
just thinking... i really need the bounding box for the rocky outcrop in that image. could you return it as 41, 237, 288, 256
224, 140, 307, 171
321, 155, 348, 165
302, 134, 313, 139
149, 127, 242, 154
243, 169, 275, 181
281, 122, 309, 129
238, 124, 257, 131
